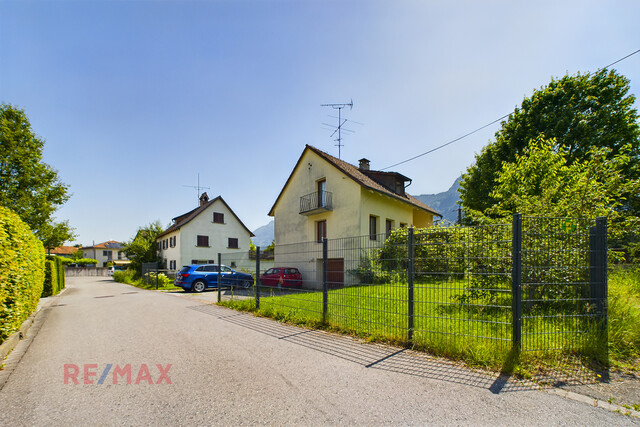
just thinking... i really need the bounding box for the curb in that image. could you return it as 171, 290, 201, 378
0, 286, 68, 366
545, 387, 640, 420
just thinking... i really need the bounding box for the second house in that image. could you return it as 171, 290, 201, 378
157, 193, 254, 272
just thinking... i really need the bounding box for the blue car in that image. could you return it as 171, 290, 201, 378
175, 264, 254, 292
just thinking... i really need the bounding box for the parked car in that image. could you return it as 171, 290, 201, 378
174, 264, 254, 292
259, 267, 302, 288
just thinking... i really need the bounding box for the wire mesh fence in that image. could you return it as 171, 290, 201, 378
213, 215, 608, 362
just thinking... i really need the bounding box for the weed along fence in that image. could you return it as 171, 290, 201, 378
217, 214, 608, 365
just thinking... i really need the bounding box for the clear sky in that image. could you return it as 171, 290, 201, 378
1, 0, 639, 246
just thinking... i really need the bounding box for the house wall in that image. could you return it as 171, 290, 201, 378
160, 199, 251, 271
359, 189, 434, 235
272, 149, 362, 246
158, 230, 181, 271
82, 247, 126, 267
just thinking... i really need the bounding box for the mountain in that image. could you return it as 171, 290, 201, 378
252, 220, 274, 247
412, 176, 462, 224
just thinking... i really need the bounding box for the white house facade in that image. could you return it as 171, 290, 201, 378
81, 241, 128, 267
157, 193, 254, 272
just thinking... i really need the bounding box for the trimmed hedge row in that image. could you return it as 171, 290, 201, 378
42, 255, 65, 297
0, 206, 45, 344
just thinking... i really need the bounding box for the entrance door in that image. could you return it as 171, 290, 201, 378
327, 258, 344, 289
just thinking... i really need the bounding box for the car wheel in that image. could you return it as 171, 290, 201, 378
192, 280, 206, 293
242, 279, 252, 289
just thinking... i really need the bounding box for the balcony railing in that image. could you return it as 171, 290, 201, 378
300, 190, 333, 215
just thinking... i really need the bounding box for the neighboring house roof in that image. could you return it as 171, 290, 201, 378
268, 145, 442, 217
157, 195, 255, 239
81, 240, 123, 250
49, 246, 78, 256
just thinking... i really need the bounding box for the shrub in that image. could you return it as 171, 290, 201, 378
0, 206, 45, 344
42, 255, 65, 297
41, 259, 58, 297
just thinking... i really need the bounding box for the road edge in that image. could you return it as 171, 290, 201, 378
0, 286, 69, 390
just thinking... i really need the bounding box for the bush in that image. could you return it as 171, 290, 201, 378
42, 255, 65, 297
42, 259, 57, 297
0, 206, 45, 344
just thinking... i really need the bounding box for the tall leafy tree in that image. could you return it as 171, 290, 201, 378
122, 221, 164, 274
0, 104, 75, 248
467, 137, 640, 235
460, 69, 640, 217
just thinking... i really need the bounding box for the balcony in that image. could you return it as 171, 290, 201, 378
300, 190, 333, 215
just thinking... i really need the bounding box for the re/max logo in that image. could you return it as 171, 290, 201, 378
64, 364, 172, 385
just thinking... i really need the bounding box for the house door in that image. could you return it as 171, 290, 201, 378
327, 258, 344, 289
317, 179, 326, 208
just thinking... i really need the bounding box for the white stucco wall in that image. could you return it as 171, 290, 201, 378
159, 199, 252, 271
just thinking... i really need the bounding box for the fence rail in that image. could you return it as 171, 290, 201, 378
211, 215, 608, 361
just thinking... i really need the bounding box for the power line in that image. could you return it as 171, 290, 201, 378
381, 48, 640, 171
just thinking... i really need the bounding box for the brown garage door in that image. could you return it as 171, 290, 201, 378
327, 258, 344, 289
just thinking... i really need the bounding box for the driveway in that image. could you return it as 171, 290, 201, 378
0, 276, 636, 426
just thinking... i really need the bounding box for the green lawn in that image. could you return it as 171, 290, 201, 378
220, 279, 605, 368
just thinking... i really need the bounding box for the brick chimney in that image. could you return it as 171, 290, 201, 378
199, 192, 209, 206
358, 158, 370, 171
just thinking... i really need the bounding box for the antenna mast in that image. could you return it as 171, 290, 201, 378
182, 173, 211, 205
321, 99, 354, 159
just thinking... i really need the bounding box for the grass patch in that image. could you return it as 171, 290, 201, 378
220, 278, 613, 371
112, 269, 182, 291
608, 266, 640, 371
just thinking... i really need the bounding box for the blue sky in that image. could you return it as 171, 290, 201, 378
1, 0, 639, 245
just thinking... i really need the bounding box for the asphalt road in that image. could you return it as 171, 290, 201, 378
0, 277, 637, 426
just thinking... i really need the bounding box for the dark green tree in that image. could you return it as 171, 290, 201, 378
460, 69, 640, 218
0, 104, 75, 248
122, 221, 164, 274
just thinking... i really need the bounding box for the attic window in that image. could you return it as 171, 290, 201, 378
228, 238, 239, 249
213, 212, 224, 224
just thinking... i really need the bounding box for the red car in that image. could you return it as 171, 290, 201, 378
260, 267, 303, 288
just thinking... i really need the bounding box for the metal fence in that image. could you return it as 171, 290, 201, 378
213, 215, 607, 360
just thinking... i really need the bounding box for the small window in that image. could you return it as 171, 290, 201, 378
213, 212, 224, 224
103, 250, 109, 256
196, 235, 209, 247
228, 238, 239, 249
316, 220, 327, 243
369, 216, 378, 240
230, 261, 237, 268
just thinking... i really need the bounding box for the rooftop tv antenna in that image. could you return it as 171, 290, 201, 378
182, 173, 210, 205
321, 99, 354, 159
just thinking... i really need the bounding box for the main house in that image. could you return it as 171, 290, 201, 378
157, 193, 254, 272
81, 241, 128, 267
268, 145, 441, 287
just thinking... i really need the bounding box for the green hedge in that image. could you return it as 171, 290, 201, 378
0, 206, 45, 344
42, 255, 65, 297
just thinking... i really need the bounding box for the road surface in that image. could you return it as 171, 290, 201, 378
0, 276, 636, 426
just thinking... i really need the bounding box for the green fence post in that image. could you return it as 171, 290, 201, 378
408, 227, 415, 345
217, 253, 222, 303
322, 238, 328, 324
512, 213, 522, 351
256, 246, 261, 310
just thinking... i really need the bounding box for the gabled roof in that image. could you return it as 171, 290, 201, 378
81, 240, 123, 250
268, 145, 441, 217
157, 195, 255, 239
49, 246, 78, 255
